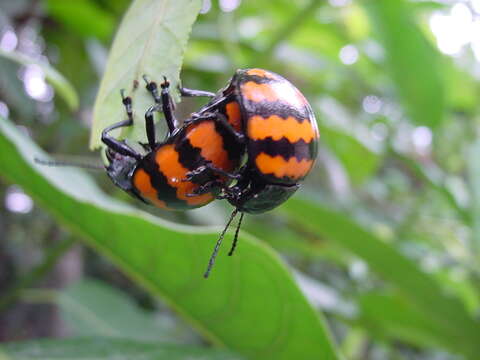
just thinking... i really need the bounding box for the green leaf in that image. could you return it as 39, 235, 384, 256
283, 198, 480, 359
364, 0, 445, 127
357, 292, 449, 349
58, 279, 185, 342
46, 0, 115, 40
0, 116, 342, 360
0, 49, 78, 110
0, 337, 242, 360
468, 139, 480, 262
321, 124, 380, 185
91, 0, 202, 149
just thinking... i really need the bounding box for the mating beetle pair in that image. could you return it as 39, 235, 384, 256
103, 68, 319, 277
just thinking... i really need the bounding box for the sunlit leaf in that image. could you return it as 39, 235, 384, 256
91, 0, 202, 149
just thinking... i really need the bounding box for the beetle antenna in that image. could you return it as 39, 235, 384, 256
228, 211, 244, 256
204, 208, 238, 278
34, 158, 104, 171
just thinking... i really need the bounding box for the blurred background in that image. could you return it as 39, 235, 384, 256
1, 0, 480, 359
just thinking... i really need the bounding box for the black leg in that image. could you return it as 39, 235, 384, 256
187, 96, 229, 123
186, 112, 245, 144
143, 76, 177, 135
160, 77, 177, 134
143, 75, 161, 104
144, 105, 158, 149
185, 179, 224, 197
184, 163, 241, 189
180, 87, 216, 98
101, 91, 141, 160
204, 208, 239, 278
205, 163, 242, 179
215, 113, 245, 143
228, 212, 244, 256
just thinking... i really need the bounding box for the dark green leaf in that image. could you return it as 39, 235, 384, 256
284, 198, 480, 359
357, 292, 448, 349
46, 0, 115, 41
321, 124, 380, 185
364, 0, 445, 127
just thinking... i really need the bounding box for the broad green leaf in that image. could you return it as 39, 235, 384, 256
356, 292, 448, 349
321, 124, 380, 185
46, 0, 115, 40
58, 279, 187, 342
0, 49, 78, 110
0, 337, 241, 360
364, 0, 445, 128
0, 116, 342, 360
284, 198, 480, 359
91, 0, 202, 149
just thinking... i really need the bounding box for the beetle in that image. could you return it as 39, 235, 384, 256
102, 77, 245, 211
183, 69, 319, 277
37, 69, 318, 278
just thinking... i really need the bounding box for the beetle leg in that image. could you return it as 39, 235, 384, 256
204, 162, 242, 179
144, 105, 159, 150
184, 162, 241, 185
228, 212, 244, 256
188, 95, 229, 120
143, 75, 161, 104
185, 112, 245, 144
160, 77, 178, 134
101, 91, 142, 160
215, 113, 245, 143
143, 75, 177, 135
185, 179, 224, 197
179, 87, 216, 98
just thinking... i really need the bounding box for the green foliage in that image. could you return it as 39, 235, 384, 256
365, 0, 445, 128
58, 279, 177, 342
284, 198, 480, 358
0, 49, 78, 110
0, 338, 242, 360
90, 0, 202, 149
0, 117, 342, 360
46, 0, 115, 41
1, 0, 480, 359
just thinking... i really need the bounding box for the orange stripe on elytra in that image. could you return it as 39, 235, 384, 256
246, 69, 277, 79
155, 145, 213, 206
255, 153, 313, 180
225, 101, 242, 132
187, 121, 232, 171
242, 81, 309, 109
248, 115, 317, 143
133, 168, 169, 209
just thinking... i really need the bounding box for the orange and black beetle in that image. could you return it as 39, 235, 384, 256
102, 69, 318, 277
103, 78, 244, 211
180, 69, 319, 276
